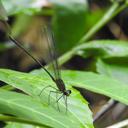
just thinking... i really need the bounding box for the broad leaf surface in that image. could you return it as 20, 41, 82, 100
75, 40, 128, 58
0, 89, 62, 128
96, 58, 128, 84
76, 40, 128, 84
61, 70, 128, 105
31, 68, 128, 105
51, 0, 88, 53
75, 40, 128, 85
0, 69, 93, 128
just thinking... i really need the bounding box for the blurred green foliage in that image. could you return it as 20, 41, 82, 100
0, 0, 128, 128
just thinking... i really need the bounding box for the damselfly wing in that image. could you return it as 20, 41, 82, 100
0, 2, 71, 111
40, 27, 71, 111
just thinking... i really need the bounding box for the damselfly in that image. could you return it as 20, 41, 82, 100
0, 2, 71, 111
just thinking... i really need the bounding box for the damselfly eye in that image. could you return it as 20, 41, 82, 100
65, 90, 71, 96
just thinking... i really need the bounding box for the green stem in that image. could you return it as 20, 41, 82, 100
0, 115, 51, 128
57, 2, 127, 66
57, 50, 75, 66
46, 49, 75, 69
79, 2, 122, 44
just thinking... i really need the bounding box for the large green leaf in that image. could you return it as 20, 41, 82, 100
73, 40, 128, 85
96, 58, 128, 84
74, 40, 128, 58
0, 68, 128, 127
0, 69, 94, 128
61, 70, 128, 105
0, 89, 70, 128
52, 0, 88, 53
32, 68, 128, 105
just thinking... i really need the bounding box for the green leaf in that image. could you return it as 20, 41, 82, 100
96, 58, 128, 84
5, 122, 37, 128
74, 40, 128, 85
1, 0, 42, 15
75, 40, 128, 58
61, 70, 128, 105
52, 0, 88, 53
0, 69, 94, 128
32, 68, 128, 105
0, 90, 61, 128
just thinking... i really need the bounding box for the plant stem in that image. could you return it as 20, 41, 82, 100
58, 50, 75, 66
46, 49, 75, 69
78, 2, 125, 44
0, 115, 51, 128
57, 2, 127, 66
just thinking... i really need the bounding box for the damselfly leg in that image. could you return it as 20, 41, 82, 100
38, 85, 67, 112
38, 85, 58, 97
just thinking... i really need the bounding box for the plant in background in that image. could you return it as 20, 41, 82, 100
0, 0, 128, 128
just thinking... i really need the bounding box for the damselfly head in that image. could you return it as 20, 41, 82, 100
64, 90, 71, 96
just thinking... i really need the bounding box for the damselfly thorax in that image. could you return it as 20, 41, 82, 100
55, 79, 71, 96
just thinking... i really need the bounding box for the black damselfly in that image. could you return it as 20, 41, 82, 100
0, 2, 71, 112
